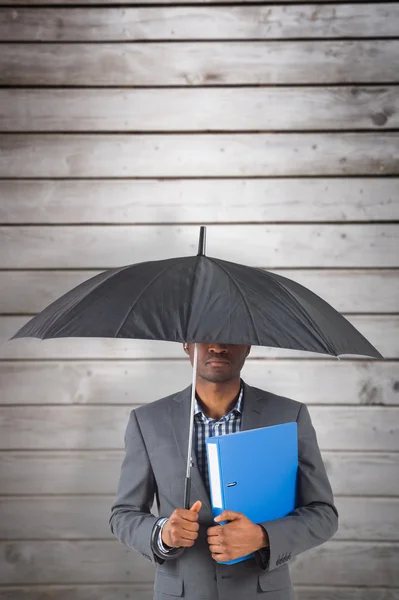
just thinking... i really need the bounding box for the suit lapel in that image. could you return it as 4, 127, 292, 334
241, 380, 262, 431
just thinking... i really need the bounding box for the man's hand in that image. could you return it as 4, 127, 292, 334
207, 510, 269, 562
162, 500, 202, 548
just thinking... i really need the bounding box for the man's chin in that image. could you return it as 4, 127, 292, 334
199, 370, 234, 384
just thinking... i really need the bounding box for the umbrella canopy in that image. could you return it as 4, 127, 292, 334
10, 226, 383, 509
11, 227, 382, 360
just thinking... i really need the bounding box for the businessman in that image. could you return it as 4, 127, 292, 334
110, 342, 338, 599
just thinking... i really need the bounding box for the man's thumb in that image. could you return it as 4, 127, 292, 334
190, 500, 202, 513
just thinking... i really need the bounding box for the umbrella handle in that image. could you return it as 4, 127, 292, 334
184, 342, 198, 509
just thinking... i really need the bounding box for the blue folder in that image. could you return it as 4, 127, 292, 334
205, 422, 298, 565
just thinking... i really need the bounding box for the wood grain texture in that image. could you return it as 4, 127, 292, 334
0, 450, 397, 496
1, 178, 399, 223
0, 586, 397, 600
1, 41, 399, 86
0, 496, 397, 541
294, 590, 399, 600
1, 87, 398, 132
293, 542, 399, 586
1, 5, 398, 41
1, 270, 398, 313
0, 540, 397, 585
0, 224, 397, 268
1, 316, 395, 359
0, 585, 155, 600
1, 359, 397, 406
2, 133, 398, 177
0, 405, 397, 450
2, 86, 399, 133
0, 0, 383, 4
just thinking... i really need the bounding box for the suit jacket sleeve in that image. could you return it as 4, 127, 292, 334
259, 402, 339, 572
109, 409, 184, 565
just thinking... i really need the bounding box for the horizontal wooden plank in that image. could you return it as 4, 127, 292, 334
1, 269, 398, 314
1, 316, 394, 359
0, 586, 397, 600
292, 542, 399, 586
0, 540, 154, 585
1, 87, 399, 132
0, 405, 397, 450
1, 41, 399, 86
294, 589, 399, 600
1, 134, 398, 178
0, 0, 380, 4
0, 496, 397, 542
1, 5, 398, 41
1, 224, 398, 268
1, 359, 397, 406
1, 178, 399, 223
0, 585, 155, 600
0, 540, 397, 586
0, 450, 396, 496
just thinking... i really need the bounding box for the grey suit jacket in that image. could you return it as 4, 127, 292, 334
109, 381, 339, 600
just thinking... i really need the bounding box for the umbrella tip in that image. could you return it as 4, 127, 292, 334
197, 226, 207, 256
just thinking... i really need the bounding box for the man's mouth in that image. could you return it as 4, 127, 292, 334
206, 359, 230, 365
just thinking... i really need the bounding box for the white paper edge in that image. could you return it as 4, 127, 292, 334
207, 442, 223, 509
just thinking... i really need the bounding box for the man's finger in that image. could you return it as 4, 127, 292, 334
214, 510, 241, 522
179, 530, 198, 541
209, 543, 223, 553
207, 525, 222, 537
212, 552, 229, 562
178, 509, 201, 522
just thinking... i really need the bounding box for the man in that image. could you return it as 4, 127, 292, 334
109, 342, 338, 599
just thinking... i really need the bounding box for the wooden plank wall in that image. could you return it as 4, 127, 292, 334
0, 1, 398, 599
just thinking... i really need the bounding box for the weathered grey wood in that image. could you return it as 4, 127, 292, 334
1, 5, 398, 41
0, 224, 398, 268
292, 542, 399, 586
1, 178, 398, 222
294, 589, 399, 600
0, 540, 155, 585
0, 405, 397, 451
0, 0, 380, 4
2, 134, 398, 178
0, 450, 396, 496
1, 41, 399, 86
0, 585, 397, 600
0, 540, 397, 585
1, 316, 395, 359
0, 496, 397, 541
2, 87, 398, 132
0, 585, 155, 600
1, 269, 398, 314
1, 359, 397, 406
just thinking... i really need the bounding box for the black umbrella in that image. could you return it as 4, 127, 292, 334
10, 226, 383, 507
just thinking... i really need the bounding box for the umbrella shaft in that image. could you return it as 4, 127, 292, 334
184, 342, 198, 509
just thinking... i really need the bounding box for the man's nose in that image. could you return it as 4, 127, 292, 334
209, 344, 228, 353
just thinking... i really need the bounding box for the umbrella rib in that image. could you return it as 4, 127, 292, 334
259, 269, 338, 356
184, 255, 200, 341
114, 258, 187, 338
208, 258, 261, 346
27, 262, 138, 339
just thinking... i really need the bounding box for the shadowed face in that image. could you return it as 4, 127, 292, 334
183, 342, 251, 383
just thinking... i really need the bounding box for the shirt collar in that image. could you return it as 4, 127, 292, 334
194, 381, 244, 419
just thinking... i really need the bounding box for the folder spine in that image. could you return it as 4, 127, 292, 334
206, 438, 225, 521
